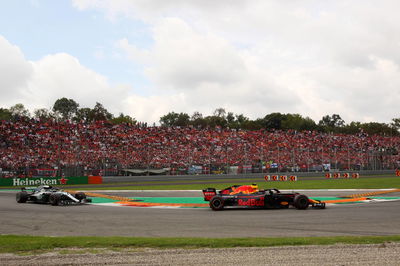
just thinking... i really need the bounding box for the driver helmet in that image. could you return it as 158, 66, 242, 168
250, 183, 258, 190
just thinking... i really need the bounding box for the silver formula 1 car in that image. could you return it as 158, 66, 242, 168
16, 185, 91, 206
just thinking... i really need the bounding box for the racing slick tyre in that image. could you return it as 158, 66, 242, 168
49, 193, 61, 206
293, 194, 310, 210
16, 191, 28, 203
210, 196, 225, 211
74, 192, 86, 201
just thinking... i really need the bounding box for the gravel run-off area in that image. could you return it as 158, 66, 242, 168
1, 243, 400, 266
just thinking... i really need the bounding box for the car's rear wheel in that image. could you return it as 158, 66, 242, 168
210, 196, 225, 211
49, 193, 61, 206
16, 192, 28, 203
293, 194, 309, 210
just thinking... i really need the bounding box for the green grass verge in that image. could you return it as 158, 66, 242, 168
1, 235, 400, 254
66, 176, 400, 190
1, 175, 399, 191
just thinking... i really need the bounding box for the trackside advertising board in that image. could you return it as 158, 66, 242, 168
0, 176, 89, 187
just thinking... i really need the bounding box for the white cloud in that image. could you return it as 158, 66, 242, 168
117, 18, 302, 119
0, 36, 33, 104
0, 35, 131, 116
25, 53, 131, 113
4, 1, 400, 124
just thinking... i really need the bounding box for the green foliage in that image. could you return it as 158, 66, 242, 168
0, 108, 12, 120
260, 113, 317, 131
213, 107, 226, 118
340, 121, 362, 134
204, 115, 227, 128
281, 114, 317, 131
74, 107, 93, 123
110, 113, 136, 125
262, 112, 284, 129
91, 102, 113, 121
360, 122, 393, 136
392, 118, 400, 131
0, 98, 398, 136
190, 111, 207, 128
52, 98, 79, 121
9, 103, 30, 118
160, 112, 190, 127
318, 114, 345, 132
33, 108, 53, 121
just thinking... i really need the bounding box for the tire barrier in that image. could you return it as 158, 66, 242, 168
264, 175, 297, 182
352, 173, 360, 178
325, 173, 332, 178
325, 173, 360, 179
333, 173, 340, 179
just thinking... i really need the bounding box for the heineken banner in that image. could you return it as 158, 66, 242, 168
0, 176, 90, 187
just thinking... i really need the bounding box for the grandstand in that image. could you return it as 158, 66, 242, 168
0, 118, 399, 177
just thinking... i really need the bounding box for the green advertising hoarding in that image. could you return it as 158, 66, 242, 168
0, 176, 88, 187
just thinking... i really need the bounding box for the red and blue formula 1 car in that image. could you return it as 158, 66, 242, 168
202, 184, 325, 211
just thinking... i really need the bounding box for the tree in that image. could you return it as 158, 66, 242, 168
235, 114, 250, 129
110, 113, 136, 125
190, 111, 206, 128
0, 108, 12, 120
91, 102, 113, 121
34, 108, 53, 121
301, 117, 318, 131
160, 112, 190, 127
160, 112, 179, 127
360, 122, 392, 136
262, 112, 284, 129
176, 113, 190, 127
341, 121, 361, 134
392, 118, 400, 133
226, 112, 235, 127
52, 98, 79, 120
9, 103, 30, 118
281, 114, 317, 131
213, 108, 226, 118
74, 107, 93, 123
318, 114, 345, 131
204, 115, 227, 128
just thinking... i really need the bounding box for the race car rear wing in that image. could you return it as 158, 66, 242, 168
202, 188, 217, 201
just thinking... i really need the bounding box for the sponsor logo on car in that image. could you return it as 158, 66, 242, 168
238, 197, 264, 206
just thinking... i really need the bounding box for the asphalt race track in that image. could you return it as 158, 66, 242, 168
1, 190, 400, 238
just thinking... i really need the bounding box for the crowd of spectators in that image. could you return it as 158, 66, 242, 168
1, 119, 400, 176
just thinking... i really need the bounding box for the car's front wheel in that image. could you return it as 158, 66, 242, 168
210, 196, 225, 211
293, 194, 310, 210
16, 191, 28, 203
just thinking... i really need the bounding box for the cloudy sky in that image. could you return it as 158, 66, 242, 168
1, 0, 399, 124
